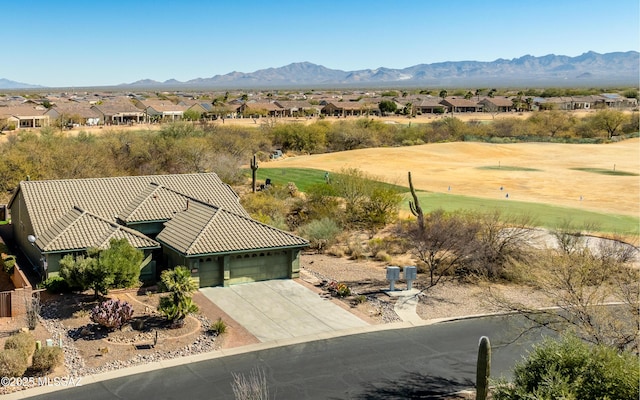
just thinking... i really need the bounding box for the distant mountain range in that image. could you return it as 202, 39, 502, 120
0, 78, 43, 90
2, 51, 638, 89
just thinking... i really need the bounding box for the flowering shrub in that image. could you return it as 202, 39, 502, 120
327, 281, 351, 298
90, 299, 134, 330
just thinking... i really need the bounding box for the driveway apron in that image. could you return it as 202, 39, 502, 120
199, 280, 368, 342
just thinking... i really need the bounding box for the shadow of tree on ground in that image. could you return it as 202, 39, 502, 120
346, 372, 474, 400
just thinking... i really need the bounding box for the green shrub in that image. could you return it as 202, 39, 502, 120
42, 276, 70, 294
1, 254, 16, 274
209, 318, 227, 335
346, 240, 366, 260
31, 346, 64, 373
4, 332, 36, 360
297, 218, 342, 251
493, 335, 640, 400
353, 295, 366, 305
0, 349, 29, 377
373, 250, 392, 262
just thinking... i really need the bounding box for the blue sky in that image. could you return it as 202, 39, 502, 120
3, 0, 639, 87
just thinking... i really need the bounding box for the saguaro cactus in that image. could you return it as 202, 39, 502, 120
251, 154, 259, 193
408, 171, 424, 233
476, 336, 491, 400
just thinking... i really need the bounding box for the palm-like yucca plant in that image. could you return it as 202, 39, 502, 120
158, 266, 198, 327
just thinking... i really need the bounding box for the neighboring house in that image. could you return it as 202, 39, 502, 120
479, 97, 514, 113
91, 100, 145, 125
413, 98, 446, 114
184, 101, 216, 119
238, 102, 285, 117
321, 101, 374, 117
570, 95, 600, 110
135, 99, 189, 122
0, 105, 49, 130
45, 103, 102, 126
598, 93, 637, 109
543, 97, 574, 111
439, 97, 482, 113
273, 101, 320, 117
7, 173, 308, 287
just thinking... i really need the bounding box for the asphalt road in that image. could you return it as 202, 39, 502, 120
27, 315, 554, 400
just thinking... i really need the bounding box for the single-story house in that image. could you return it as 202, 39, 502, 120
598, 93, 637, 108
0, 105, 50, 130
274, 101, 320, 117
134, 99, 189, 122
439, 97, 482, 113
321, 101, 375, 117
479, 97, 514, 113
8, 173, 308, 287
238, 102, 285, 118
91, 100, 145, 125
45, 103, 102, 126
413, 99, 446, 114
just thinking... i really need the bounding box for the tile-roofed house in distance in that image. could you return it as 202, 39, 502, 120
273, 100, 320, 117
90, 98, 145, 125
8, 173, 308, 287
413, 98, 446, 114
238, 101, 285, 118
133, 99, 189, 122
321, 100, 380, 117
0, 105, 50, 130
45, 102, 102, 126
478, 96, 514, 113
439, 97, 482, 113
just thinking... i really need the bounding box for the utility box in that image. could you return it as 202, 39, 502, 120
404, 266, 417, 290
386, 266, 400, 291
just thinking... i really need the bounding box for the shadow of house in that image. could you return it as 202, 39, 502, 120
7, 173, 308, 288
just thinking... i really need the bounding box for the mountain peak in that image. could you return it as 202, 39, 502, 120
2, 51, 637, 89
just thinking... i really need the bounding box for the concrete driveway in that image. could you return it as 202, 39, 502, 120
199, 280, 368, 342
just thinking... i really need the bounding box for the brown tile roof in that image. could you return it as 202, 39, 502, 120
48, 103, 101, 119
480, 97, 513, 107
0, 105, 48, 118
142, 100, 189, 113
157, 199, 308, 256
441, 97, 479, 107
243, 102, 283, 111
14, 173, 247, 238
91, 100, 144, 116
37, 206, 159, 252
415, 99, 444, 107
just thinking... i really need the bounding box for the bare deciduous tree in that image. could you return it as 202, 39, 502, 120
409, 209, 479, 289
487, 233, 639, 353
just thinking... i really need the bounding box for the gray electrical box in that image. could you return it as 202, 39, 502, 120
386, 266, 400, 290
404, 266, 417, 290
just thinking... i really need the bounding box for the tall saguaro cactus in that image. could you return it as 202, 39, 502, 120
408, 171, 424, 233
251, 154, 259, 193
476, 336, 491, 400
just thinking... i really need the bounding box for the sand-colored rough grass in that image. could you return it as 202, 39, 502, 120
262, 138, 640, 217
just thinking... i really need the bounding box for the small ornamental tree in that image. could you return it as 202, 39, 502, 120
90, 299, 134, 330
158, 266, 198, 327
59, 238, 144, 299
